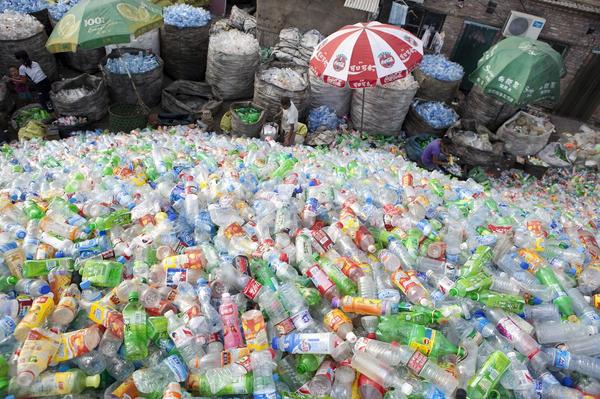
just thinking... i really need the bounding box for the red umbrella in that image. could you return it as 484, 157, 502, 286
310, 21, 424, 89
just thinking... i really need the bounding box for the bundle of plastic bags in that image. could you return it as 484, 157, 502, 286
163, 4, 211, 28
105, 52, 160, 74
0, 11, 42, 40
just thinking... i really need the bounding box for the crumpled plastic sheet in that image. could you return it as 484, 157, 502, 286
164, 4, 211, 28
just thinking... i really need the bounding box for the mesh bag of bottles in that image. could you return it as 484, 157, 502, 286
253, 63, 309, 121
49, 16, 105, 74
161, 80, 223, 119
101, 48, 164, 107
351, 76, 419, 136
403, 100, 459, 137
496, 111, 554, 156
0, 12, 57, 81
413, 55, 463, 103
160, 7, 211, 81
205, 30, 260, 100
309, 70, 352, 117
445, 119, 506, 167
459, 85, 519, 132
50, 74, 109, 122
230, 101, 265, 138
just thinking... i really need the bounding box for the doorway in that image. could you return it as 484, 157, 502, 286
556, 52, 600, 121
451, 21, 500, 91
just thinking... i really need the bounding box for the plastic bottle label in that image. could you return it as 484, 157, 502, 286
552, 350, 571, 369
311, 229, 334, 252
437, 276, 455, 295
0, 316, 15, 335
274, 317, 295, 336
409, 328, 436, 356
324, 309, 351, 333
170, 325, 194, 348
53, 327, 96, 362
407, 350, 429, 375
280, 333, 332, 354
253, 391, 277, 399
496, 317, 520, 343
306, 265, 334, 295
391, 270, 417, 294
242, 279, 262, 300
341, 297, 384, 316
291, 309, 314, 331
164, 355, 189, 382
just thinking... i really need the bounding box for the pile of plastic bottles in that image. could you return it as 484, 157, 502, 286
0, 0, 46, 13
308, 105, 340, 132
210, 29, 259, 55
418, 55, 464, 82
234, 106, 262, 124
260, 67, 307, 91
163, 4, 211, 28
52, 87, 92, 103
53, 116, 87, 127
48, 0, 80, 22
105, 52, 160, 75
0, 126, 598, 399
0, 11, 42, 40
413, 100, 459, 129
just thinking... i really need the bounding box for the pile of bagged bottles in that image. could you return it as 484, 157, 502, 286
0, 126, 598, 399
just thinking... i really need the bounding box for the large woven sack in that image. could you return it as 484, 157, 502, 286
230, 101, 265, 138
460, 86, 519, 132
253, 63, 309, 121
0, 30, 57, 82
309, 70, 351, 117
162, 80, 222, 118
414, 68, 460, 103
206, 43, 259, 100
445, 119, 505, 166
351, 77, 419, 136
101, 48, 164, 107
50, 74, 109, 122
0, 82, 14, 113
403, 101, 457, 137
496, 111, 554, 156
160, 24, 210, 81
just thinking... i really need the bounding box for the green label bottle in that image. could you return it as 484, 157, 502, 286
467, 351, 511, 399
123, 291, 148, 361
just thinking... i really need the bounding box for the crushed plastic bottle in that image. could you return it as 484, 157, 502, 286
0, 126, 596, 399
0, 0, 46, 14
413, 100, 459, 129
48, 0, 80, 21
105, 52, 160, 74
163, 4, 211, 28
418, 54, 464, 81
0, 11, 43, 40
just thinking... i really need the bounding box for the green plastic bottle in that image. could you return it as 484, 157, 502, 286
467, 351, 511, 399
250, 259, 278, 291
392, 309, 443, 325
450, 272, 493, 297
469, 291, 525, 314
23, 258, 74, 278
460, 246, 493, 277
191, 373, 253, 396
0, 276, 17, 292
316, 256, 357, 296
91, 209, 132, 232
271, 157, 298, 180
123, 291, 148, 361
22, 200, 44, 220
376, 319, 465, 359
535, 267, 574, 317
80, 260, 123, 288
296, 354, 323, 373
296, 285, 321, 308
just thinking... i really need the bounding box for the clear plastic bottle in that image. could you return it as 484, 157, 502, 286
545, 348, 600, 380
535, 320, 597, 344
350, 351, 413, 395
330, 365, 355, 399
251, 350, 277, 398
132, 354, 189, 394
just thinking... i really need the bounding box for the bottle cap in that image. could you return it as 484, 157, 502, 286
271, 337, 279, 350
39, 284, 50, 295
79, 280, 91, 290
197, 277, 208, 285
6, 276, 17, 286
455, 388, 467, 399
16, 231, 25, 239
331, 297, 340, 308
16, 370, 34, 386
85, 374, 101, 388
128, 291, 139, 302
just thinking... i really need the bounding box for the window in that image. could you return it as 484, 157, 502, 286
402, 1, 446, 37
539, 38, 569, 58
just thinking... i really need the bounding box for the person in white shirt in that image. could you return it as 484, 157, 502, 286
280, 97, 298, 146
15, 50, 53, 111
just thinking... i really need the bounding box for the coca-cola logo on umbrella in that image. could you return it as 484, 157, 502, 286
378, 52, 396, 68
333, 54, 347, 71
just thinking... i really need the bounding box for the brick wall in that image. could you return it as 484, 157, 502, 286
419, 0, 600, 120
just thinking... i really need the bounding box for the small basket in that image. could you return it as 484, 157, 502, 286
109, 103, 148, 133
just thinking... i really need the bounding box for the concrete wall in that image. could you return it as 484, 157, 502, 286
420, 0, 600, 121
256, 0, 370, 47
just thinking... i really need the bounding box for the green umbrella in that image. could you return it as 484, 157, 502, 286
469, 37, 565, 106
46, 0, 163, 53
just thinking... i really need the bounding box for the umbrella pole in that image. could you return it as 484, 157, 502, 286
360, 88, 365, 132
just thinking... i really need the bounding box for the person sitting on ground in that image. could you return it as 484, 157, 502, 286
14, 50, 53, 111
280, 96, 298, 146
7, 66, 32, 105
421, 136, 451, 170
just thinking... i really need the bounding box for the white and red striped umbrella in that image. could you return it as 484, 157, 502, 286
310, 21, 424, 89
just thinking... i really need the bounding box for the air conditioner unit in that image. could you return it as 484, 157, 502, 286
503, 11, 546, 40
